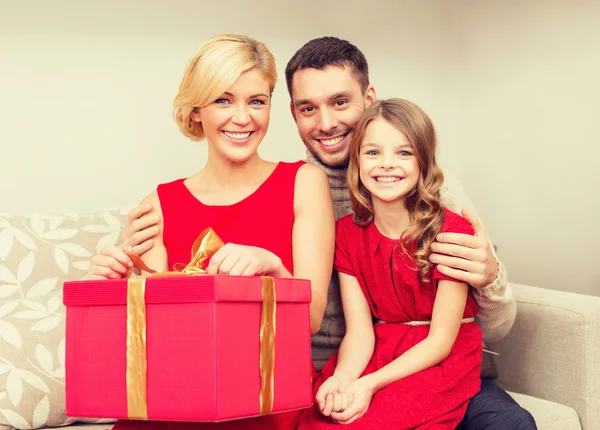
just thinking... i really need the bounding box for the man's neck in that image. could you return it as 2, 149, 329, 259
306, 151, 348, 187
306, 150, 353, 219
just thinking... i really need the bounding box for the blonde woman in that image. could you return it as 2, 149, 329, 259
88, 34, 335, 430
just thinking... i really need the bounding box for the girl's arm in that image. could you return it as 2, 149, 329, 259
315, 272, 374, 416
332, 272, 375, 384
363, 279, 468, 393
291, 164, 336, 335
136, 192, 169, 274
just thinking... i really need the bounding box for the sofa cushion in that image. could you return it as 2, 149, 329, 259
0, 208, 130, 430
59, 425, 113, 430
509, 391, 581, 430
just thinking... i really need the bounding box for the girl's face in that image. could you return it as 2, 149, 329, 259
192, 68, 271, 164
358, 118, 420, 206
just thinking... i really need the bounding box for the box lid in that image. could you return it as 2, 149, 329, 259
63, 276, 311, 307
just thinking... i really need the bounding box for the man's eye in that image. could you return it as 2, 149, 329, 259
335, 100, 347, 106
302, 106, 315, 113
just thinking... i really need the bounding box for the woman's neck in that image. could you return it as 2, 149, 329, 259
197, 147, 268, 190
372, 198, 411, 240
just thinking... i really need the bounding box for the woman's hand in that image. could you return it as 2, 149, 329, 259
205, 243, 287, 277
87, 246, 133, 280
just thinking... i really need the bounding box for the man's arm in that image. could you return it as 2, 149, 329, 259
121, 203, 160, 256
432, 168, 516, 343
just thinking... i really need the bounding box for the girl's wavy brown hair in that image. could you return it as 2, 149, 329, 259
347, 98, 445, 281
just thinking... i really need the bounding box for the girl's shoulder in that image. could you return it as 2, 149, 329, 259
335, 214, 365, 236
440, 207, 475, 236
336, 213, 356, 226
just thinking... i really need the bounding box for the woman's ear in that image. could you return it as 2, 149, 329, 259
190, 108, 201, 123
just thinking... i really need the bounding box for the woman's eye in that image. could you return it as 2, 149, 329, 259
215, 98, 230, 104
250, 100, 265, 106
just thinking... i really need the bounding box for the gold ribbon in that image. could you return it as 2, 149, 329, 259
126, 276, 148, 420
124, 227, 277, 419
259, 276, 276, 415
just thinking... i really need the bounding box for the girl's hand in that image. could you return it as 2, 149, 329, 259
205, 243, 286, 277
87, 246, 133, 280
316, 373, 353, 417
330, 376, 375, 425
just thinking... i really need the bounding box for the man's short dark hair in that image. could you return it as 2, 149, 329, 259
285, 37, 369, 99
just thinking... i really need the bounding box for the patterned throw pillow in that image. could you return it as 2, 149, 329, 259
0, 208, 131, 430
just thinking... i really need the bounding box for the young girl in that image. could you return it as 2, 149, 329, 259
87, 34, 335, 430
298, 98, 483, 429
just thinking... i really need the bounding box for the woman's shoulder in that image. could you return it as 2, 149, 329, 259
137, 190, 164, 220
279, 159, 306, 169
156, 178, 186, 193
295, 161, 326, 182
293, 162, 329, 196
441, 207, 474, 236
143, 178, 186, 216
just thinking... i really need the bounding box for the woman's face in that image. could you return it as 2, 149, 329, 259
193, 68, 271, 164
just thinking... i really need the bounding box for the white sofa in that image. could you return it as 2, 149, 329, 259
0, 207, 598, 430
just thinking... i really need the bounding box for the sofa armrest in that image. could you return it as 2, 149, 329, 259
490, 283, 600, 430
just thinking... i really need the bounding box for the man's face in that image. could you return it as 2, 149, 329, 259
290, 66, 375, 168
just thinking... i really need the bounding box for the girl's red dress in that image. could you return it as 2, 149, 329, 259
298, 208, 483, 430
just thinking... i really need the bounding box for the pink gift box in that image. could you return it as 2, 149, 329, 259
63, 275, 313, 422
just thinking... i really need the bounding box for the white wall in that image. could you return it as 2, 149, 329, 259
0, 0, 458, 213
2, 0, 598, 296
455, 0, 600, 296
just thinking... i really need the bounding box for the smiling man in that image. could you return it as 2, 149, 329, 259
283, 37, 534, 430
290, 64, 372, 168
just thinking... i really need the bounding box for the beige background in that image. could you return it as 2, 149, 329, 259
1, 0, 598, 296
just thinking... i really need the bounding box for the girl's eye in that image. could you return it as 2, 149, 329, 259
399, 151, 412, 156
366, 150, 379, 156
215, 98, 230, 104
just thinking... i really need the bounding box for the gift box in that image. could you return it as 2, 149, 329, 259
63, 230, 313, 422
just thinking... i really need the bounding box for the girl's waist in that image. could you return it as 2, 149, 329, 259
374, 316, 476, 326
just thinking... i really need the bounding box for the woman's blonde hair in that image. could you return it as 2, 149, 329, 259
173, 34, 277, 141
348, 98, 445, 281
